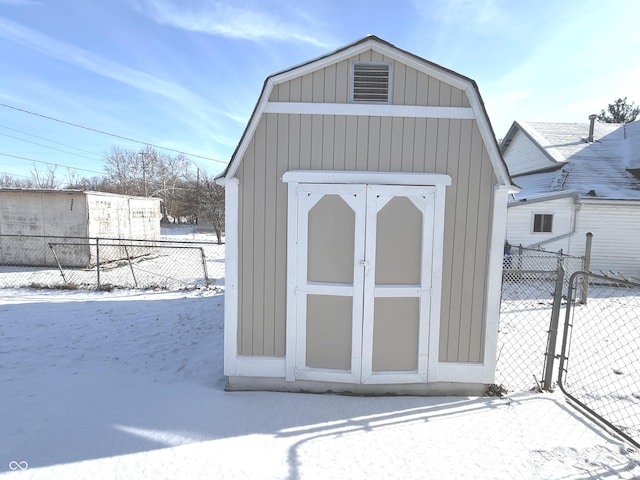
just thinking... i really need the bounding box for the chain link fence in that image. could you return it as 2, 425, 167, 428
0, 233, 224, 291
497, 247, 584, 392
504, 244, 585, 291
558, 272, 640, 448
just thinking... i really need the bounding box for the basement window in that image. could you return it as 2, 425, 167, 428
532, 214, 553, 233
351, 62, 391, 103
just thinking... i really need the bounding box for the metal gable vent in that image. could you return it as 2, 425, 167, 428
352, 62, 391, 103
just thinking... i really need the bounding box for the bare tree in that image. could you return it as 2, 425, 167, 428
104, 146, 145, 195
30, 163, 58, 189
0, 173, 33, 188
102, 145, 202, 224
190, 170, 225, 244
151, 153, 191, 221
103, 145, 189, 199
63, 172, 108, 191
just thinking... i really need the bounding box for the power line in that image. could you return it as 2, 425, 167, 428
0, 102, 230, 165
0, 122, 102, 158
0, 132, 100, 162
0, 152, 106, 176
0, 153, 195, 191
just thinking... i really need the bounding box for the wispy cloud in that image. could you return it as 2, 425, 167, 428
133, 0, 330, 47
414, 0, 507, 32
0, 16, 205, 107
0, 15, 246, 159
0, 0, 42, 5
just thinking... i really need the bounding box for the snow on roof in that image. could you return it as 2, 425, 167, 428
511, 120, 640, 201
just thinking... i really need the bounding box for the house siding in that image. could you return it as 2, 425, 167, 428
568, 201, 640, 276
506, 196, 575, 250
503, 129, 555, 175
507, 199, 640, 277
236, 113, 497, 363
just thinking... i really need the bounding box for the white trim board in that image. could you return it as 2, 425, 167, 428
235, 356, 285, 378
481, 185, 513, 383
264, 102, 475, 119
220, 177, 239, 376
283, 170, 452, 187
227, 357, 492, 384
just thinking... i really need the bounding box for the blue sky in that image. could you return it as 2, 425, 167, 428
1, 0, 640, 182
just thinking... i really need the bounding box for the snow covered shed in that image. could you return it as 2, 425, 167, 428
0, 189, 161, 267
217, 36, 517, 395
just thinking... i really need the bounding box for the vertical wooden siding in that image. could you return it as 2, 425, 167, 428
269, 52, 470, 108
236, 50, 495, 363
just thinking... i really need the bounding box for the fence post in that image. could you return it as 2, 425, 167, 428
124, 245, 138, 288
543, 264, 565, 390
199, 247, 210, 286
48, 243, 68, 285
96, 237, 101, 290
581, 232, 593, 304
557, 249, 563, 274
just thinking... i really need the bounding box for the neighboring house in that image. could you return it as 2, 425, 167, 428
501, 118, 640, 277
216, 35, 517, 395
0, 189, 161, 267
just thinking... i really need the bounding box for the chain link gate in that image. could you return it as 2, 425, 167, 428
497, 246, 584, 393
558, 271, 640, 449
497, 267, 564, 392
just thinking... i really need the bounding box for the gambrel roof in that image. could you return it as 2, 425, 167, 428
217, 35, 513, 187
502, 120, 640, 201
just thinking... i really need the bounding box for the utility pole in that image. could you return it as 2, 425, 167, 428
139, 150, 148, 197
196, 164, 200, 226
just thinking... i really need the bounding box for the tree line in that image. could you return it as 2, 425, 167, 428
0, 146, 225, 244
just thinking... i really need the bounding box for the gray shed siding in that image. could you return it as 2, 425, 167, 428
236, 112, 497, 363
269, 52, 471, 108
232, 49, 498, 363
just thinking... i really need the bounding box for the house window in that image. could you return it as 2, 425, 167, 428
351, 62, 391, 103
533, 214, 553, 233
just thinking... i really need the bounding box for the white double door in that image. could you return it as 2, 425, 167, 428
291, 183, 436, 384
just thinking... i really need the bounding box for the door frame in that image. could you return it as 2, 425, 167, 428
293, 182, 367, 384
283, 170, 451, 384
361, 184, 436, 384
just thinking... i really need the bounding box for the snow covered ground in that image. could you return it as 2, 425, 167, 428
1, 287, 639, 479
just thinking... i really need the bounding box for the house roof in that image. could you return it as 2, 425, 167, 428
504, 120, 640, 201
217, 35, 514, 187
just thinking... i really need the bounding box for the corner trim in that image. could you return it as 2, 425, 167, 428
222, 178, 239, 376
482, 185, 512, 382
